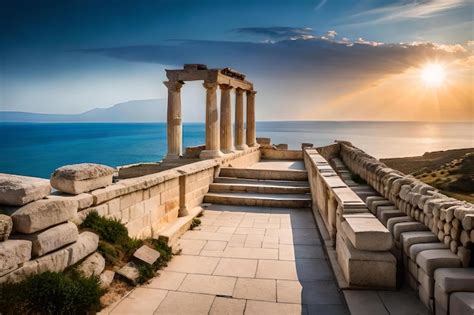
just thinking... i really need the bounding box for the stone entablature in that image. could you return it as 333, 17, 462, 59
164, 64, 257, 160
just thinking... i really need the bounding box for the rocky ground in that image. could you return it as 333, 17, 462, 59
382, 148, 474, 203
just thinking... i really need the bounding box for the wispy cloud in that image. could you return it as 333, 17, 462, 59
314, 0, 327, 11
350, 0, 468, 24
233, 27, 315, 41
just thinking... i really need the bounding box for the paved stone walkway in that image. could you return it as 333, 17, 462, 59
103, 203, 349, 315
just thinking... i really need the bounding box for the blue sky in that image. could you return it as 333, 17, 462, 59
1, 0, 472, 120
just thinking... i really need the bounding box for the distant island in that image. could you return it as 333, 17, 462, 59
0, 99, 167, 122
382, 148, 474, 203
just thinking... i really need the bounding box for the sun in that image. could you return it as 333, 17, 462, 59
420, 63, 446, 87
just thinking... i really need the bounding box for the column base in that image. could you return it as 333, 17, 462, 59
235, 144, 248, 151
164, 153, 181, 160
200, 149, 224, 159
221, 148, 235, 154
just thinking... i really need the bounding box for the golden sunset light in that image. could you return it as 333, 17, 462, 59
420, 63, 446, 87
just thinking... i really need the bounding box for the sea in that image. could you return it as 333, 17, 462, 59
1, 121, 472, 178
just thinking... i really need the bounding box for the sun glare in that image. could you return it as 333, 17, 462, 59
420, 63, 446, 87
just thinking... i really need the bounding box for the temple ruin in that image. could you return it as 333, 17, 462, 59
163, 64, 257, 159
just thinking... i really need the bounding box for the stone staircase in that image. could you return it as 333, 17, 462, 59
204, 166, 312, 208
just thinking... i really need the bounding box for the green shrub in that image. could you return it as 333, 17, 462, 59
0, 271, 104, 315
81, 211, 128, 244
190, 218, 201, 230
137, 264, 155, 284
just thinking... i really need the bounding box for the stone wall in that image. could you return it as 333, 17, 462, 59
338, 142, 474, 265
304, 147, 396, 289
0, 147, 260, 284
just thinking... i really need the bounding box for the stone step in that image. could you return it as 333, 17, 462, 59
209, 182, 310, 194
204, 192, 312, 208
219, 167, 308, 181
157, 206, 203, 248
214, 177, 310, 187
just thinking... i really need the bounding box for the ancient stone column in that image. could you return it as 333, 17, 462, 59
234, 88, 247, 150
163, 80, 184, 159
219, 84, 233, 153
246, 90, 257, 147
200, 82, 223, 159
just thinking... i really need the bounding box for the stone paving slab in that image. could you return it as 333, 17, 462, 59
104, 205, 349, 315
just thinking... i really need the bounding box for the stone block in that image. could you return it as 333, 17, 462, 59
65, 231, 99, 266
336, 233, 396, 289
13, 221, 78, 256
46, 192, 93, 209
369, 200, 394, 214
99, 270, 115, 288
0, 239, 32, 275
0, 174, 51, 206
418, 283, 434, 312
133, 245, 161, 265
417, 267, 434, 297
0, 214, 13, 241
408, 257, 418, 277
10, 199, 77, 234
416, 249, 461, 276
393, 222, 429, 241
450, 292, 474, 315
117, 262, 140, 284
401, 231, 438, 256
387, 216, 413, 233
408, 242, 448, 260
76, 252, 105, 277
378, 209, 406, 226
341, 214, 392, 251
51, 163, 115, 195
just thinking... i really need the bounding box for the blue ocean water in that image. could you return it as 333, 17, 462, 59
1, 121, 472, 178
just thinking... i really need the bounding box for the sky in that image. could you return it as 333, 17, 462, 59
1, 0, 473, 121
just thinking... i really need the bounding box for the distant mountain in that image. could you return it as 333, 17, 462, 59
0, 99, 167, 122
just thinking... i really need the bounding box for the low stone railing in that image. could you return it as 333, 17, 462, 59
318, 141, 474, 313
304, 147, 396, 289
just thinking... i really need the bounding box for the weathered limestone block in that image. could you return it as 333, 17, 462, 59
13, 222, 78, 256
117, 262, 140, 284
393, 222, 429, 242
0, 239, 32, 275
133, 245, 160, 265
46, 192, 93, 210
408, 242, 448, 261
0, 214, 13, 241
66, 231, 99, 266
378, 209, 406, 226
416, 249, 461, 277
336, 233, 396, 289
51, 163, 115, 195
450, 292, 474, 315
341, 214, 392, 251
401, 231, 438, 256
10, 199, 77, 234
99, 270, 115, 288
369, 200, 394, 214
0, 174, 51, 206
434, 268, 474, 314
76, 252, 105, 277
387, 216, 413, 233
0, 231, 98, 283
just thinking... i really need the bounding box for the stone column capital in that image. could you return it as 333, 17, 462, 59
163, 80, 184, 92
219, 84, 232, 91
203, 82, 218, 91
246, 90, 257, 96
235, 88, 244, 95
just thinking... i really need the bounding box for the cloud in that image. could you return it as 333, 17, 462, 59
349, 0, 467, 25
314, 0, 327, 11
77, 34, 471, 121
326, 30, 337, 38
233, 27, 315, 41
79, 36, 469, 91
